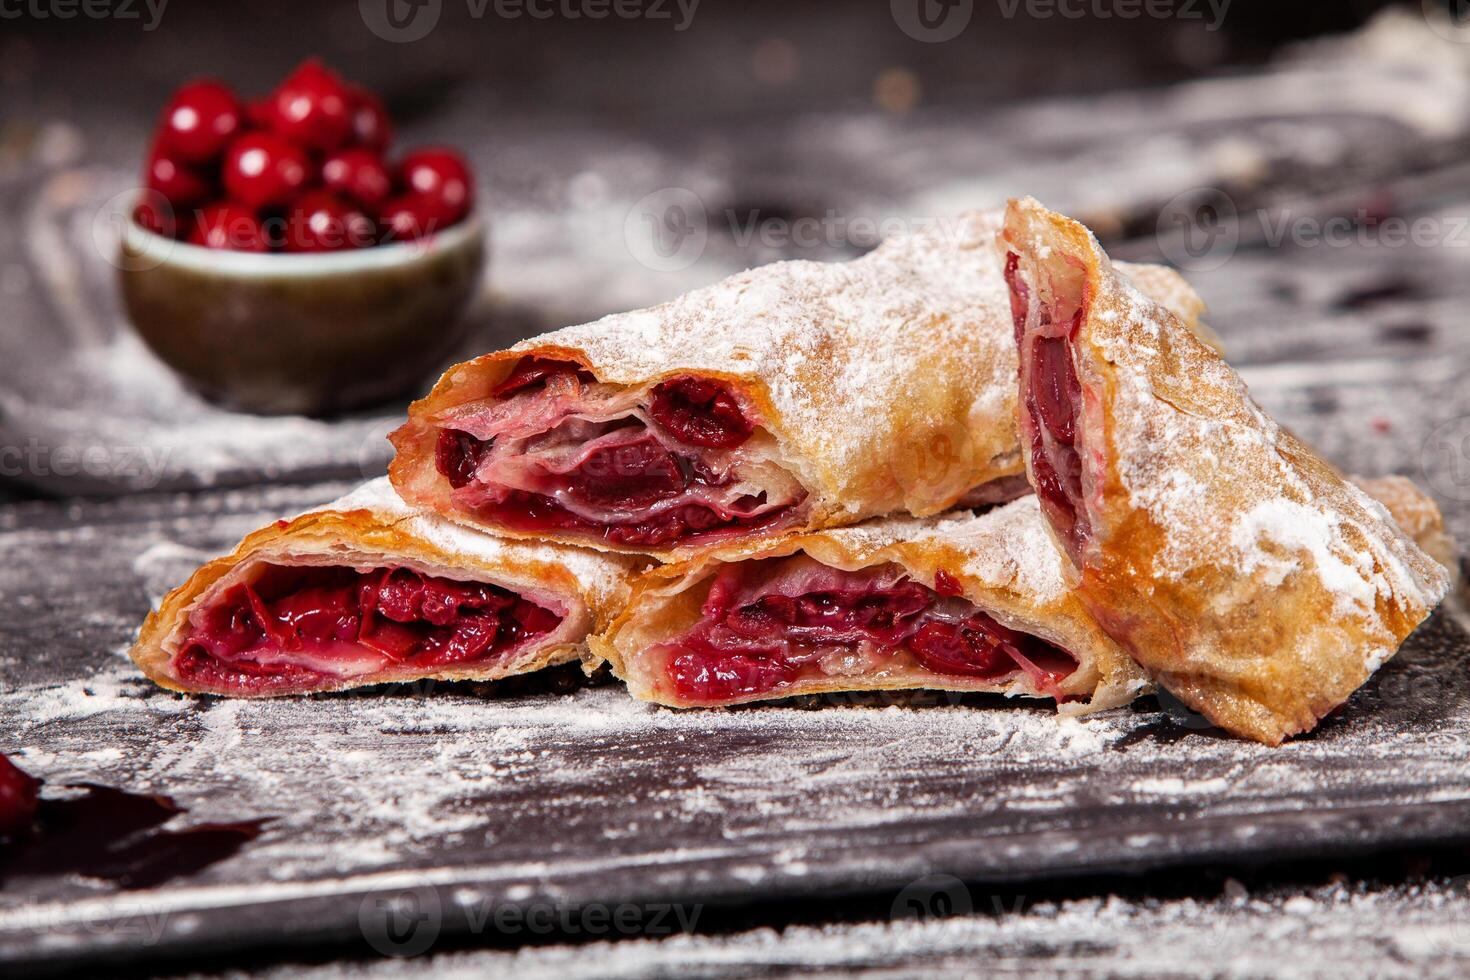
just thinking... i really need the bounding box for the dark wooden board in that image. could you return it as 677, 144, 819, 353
5, 10, 1470, 976
173, 877, 1470, 979
2, 422, 1469, 970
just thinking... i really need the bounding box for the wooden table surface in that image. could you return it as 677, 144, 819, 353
4, 4, 1470, 976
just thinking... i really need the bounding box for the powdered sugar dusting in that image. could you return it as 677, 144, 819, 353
1230, 499, 1380, 615
214, 877, 1470, 978
308, 478, 638, 612
704, 498, 1071, 604
1098, 271, 1446, 618
947, 497, 1071, 602
1010, 200, 1447, 623
512, 212, 1020, 509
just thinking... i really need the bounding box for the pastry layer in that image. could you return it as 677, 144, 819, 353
130, 478, 639, 696
1002, 196, 1450, 744
391, 210, 1209, 559
591, 497, 1149, 711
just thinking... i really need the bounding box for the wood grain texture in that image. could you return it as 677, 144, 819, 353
1, 458, 1468, 969
179, 878, 1470, 979
4, 8, 1470, 976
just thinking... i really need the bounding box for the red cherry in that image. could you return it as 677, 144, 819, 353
379, 193, 460, 242
268, 59, 353, 153
222, 133, 311, 209
145, 149, 214, 207
157, 79, 242, 164
284, 191, 375, 252
349, 86, 392, 152
0, 753, 39, 838
133, 199, 177, 238
246, 97, 275, 129
189, 202, 269, 252
398, 147, 473, 224
321, 148, 391, 210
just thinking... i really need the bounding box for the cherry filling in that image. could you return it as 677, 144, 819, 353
174, 564, 561, 693
658, 558, 1078, 704
491, 356, 596, 399
433, 358, 804, 548
647, 376, 754, 449
436, 429, 492, 490
1005, 252, 1091, 558
0, 753, 39, 839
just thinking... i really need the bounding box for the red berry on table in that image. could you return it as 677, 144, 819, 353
284, 191, 376, 252
146, 149, 213, 207
398, 147, 474, 224
222, 132, 311, 209
349, 86, 392, 152
246, 97, 274, 129
189, 202, 269, 252
157, 79, 242, 165
268, 59, 353, 153
0, 753, 39, 839
321, 148, 391, 210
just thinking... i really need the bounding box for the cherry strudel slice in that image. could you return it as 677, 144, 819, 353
590, 496, 1148, 711
389, 210, 1210, 559
130, 479, 639, 696
1001, 196, 1450, 744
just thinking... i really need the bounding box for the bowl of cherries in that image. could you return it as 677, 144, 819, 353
119, 59, 485, 415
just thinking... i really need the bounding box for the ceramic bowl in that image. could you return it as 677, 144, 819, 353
118, 211, 486, 415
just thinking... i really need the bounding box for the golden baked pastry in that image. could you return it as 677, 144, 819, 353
389, 211, 1203, 559
1000, 196, 1450, 744
591, 496, 1147, 711
130, 479, 638, 696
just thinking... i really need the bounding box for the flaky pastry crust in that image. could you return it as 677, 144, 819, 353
1002, 197, 1450, 744
130, 479, 639, 696
589, 497, 1149, 713
390, 210, 1208, 560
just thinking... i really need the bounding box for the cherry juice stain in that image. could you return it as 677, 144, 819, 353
2, 781, 268, 890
